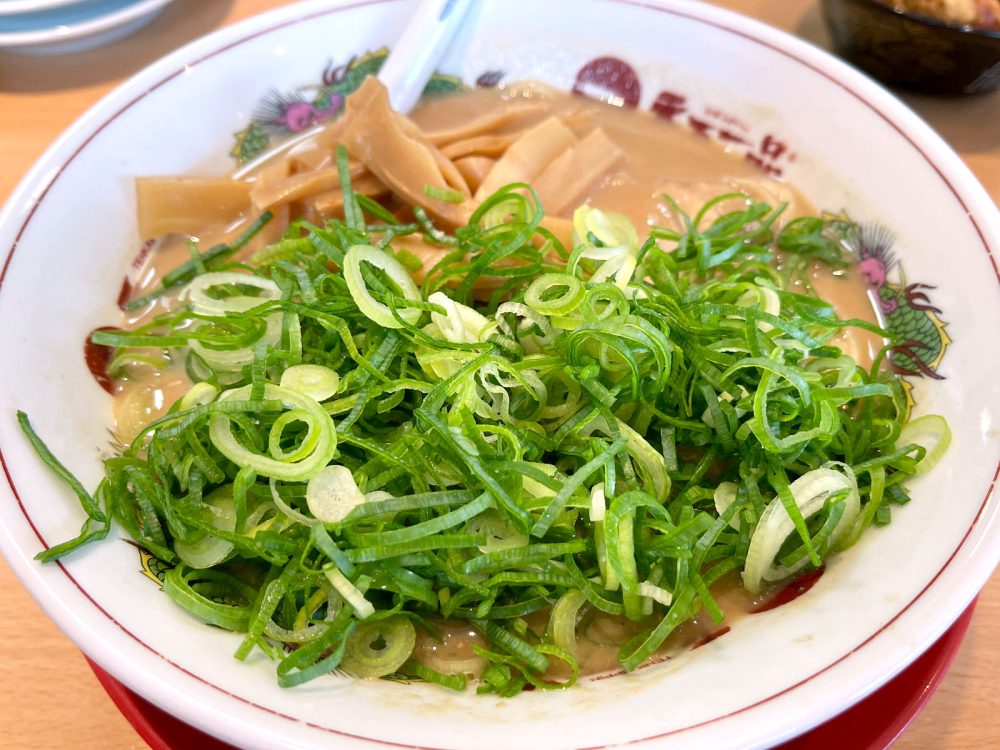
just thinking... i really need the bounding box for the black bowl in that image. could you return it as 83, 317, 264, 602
820, 0, 1000, 94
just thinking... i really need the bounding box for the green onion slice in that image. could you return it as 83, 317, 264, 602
208, 384, 336, 482
743, 464, 860, 594
280, 364, 340, 402
341, 616, 417, 678
174, 485, 237, 569
343, 244, 421, 329
897, 414, 951, 475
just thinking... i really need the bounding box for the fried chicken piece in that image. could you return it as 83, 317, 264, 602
888, 0, 1000, 29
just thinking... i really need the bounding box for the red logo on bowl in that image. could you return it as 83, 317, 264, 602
572, 56, 641, 108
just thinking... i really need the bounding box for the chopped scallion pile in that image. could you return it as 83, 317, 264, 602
20, 155, 948, 694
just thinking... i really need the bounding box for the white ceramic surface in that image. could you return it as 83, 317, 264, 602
0, 0, 86, 15
0, 1, 998, 749
0, 0, 175, 54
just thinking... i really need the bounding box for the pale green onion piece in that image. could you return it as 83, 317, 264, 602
641, 587, 655, 617
713, 482, 741, 530
280, 364, 340, 402
573, 205, 641, 287
324, 565, 374, 619
268, 410, 321, 462
572, 205, 640, 260
589, 482, 606, 522
637, 581, 673, 607
467, 509, 529, 553
423, 184, 466, 204
549, 314, 582, 330
520, 462, 558, 499
413, 650, 485, 679
341, 616, 417, 678
616, 419, 670, 501
185, 275, 282, 371
178, 382, 219, 411
495, 302, 556, 347
743, 464, 860, 595
428, 291, 492, 344
264, 620, 329, 645
897, 414, 951, 475
475, 363, 547, 424
479, 194, 532, 229
190, 313, 282, 373
549, 589, 587, 656
594, 520, 619, 591
162, 567, 253, 632
269, 478, 315, 526
738, 285, 780, 330
209, 384, 336, 481
591, 252, 638, 289
524, 274, 585, 317
181, 271, 282, 315
306, 465, 366, 524
175, 485, 236, 569
415, 331, 472, 379
343, 244, 421, 329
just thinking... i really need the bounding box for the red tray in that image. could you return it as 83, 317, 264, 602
89, 601, 976, 750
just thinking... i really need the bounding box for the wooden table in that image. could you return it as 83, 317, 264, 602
0, 1, 996, 747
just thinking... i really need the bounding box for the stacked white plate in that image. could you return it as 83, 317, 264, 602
0, 0, 176, 54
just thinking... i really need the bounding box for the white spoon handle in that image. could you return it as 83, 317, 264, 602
380, 0, 474, 114
234, 0, 474, 178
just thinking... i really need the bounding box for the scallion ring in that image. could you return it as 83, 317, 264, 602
343, 244, 421, 329
280, 364, 340, 402
208, 384, 336, 481
743, 465, 860, 595
341, 615, 417, 678
524, 273, 585, 317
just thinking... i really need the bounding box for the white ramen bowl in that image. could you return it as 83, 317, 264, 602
0, 1, 998, 748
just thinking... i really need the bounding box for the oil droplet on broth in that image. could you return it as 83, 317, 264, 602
411, 620, 489, 678
112, 368, 190, 443
808, 260, 885, 369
